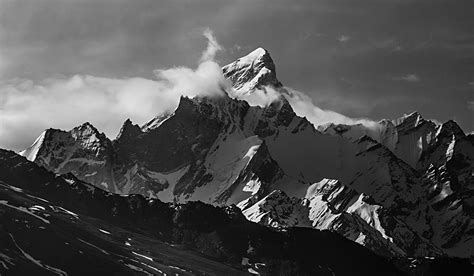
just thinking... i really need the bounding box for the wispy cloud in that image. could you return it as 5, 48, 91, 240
392, 74, 420, 82
392, 45, 402, 52
284, 88, 376, 127
200, 28, 223, 62
338, 35, 350, 43
237, 86, 377, 128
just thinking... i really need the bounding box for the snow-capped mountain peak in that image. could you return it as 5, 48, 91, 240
236, 47, 273, 64
223, 47, 282, 95
71, 122, 104, 139
394, 111, 424, 129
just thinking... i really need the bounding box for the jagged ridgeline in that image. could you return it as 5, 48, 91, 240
18, 48, 474, 262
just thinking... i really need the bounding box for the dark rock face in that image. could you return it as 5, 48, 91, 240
115, 118, 142, 142
253, 97, 298, 137
115, 96, 224, 172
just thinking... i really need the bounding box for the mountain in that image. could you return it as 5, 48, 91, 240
317, 112, 474, 258
19, 48, 474, 262
222, 47, 282, 96
0, 148, 415, 275
19, 123, 116, 192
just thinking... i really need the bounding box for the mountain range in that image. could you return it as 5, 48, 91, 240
1, 47, 472, 275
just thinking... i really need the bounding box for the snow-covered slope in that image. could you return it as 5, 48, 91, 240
19, 48, 473, 260
239, 179, 442, 258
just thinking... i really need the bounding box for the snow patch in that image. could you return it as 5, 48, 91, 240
29, 205, 46, 212
98, 228, 111, 235
56, 206, 79, 219
132, 251, 154, 262
77, 238, 110, 255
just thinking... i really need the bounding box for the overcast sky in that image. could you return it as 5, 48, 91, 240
1, 0, 473, 150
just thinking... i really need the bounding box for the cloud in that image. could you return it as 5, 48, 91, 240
392, 74, 420, 82
283, 87, 376, 127
468, 101, 474, 111
200, 28, 223, 62
153, 61, 227, 98
393, 45, 403, 52
0, 28, 227, 151
236, 86, 282, 107
237, 85, 377, 127
338, 35, 350, 43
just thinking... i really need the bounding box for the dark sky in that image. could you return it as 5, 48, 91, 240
1, 0, 473, 147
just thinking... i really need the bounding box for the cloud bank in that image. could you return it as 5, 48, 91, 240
284, 88, 376, 127
0, 29, 227, 151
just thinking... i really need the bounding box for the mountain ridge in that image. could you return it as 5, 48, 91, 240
17, 48, 474, 260
0, 148, 412, 275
